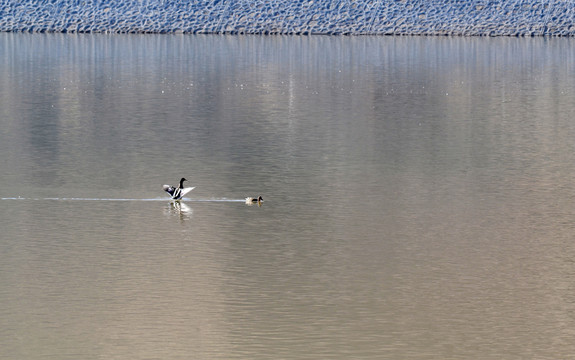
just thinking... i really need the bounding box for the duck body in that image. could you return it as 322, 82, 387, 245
245, 196, 263, 204
163, 177, 195, 200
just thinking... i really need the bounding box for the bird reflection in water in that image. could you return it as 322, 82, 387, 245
165, 201, 193, 219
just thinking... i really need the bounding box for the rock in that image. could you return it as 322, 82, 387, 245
0, 0, 574, 36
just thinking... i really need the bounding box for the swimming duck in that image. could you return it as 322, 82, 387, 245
245, 196, 263, 204
163, 177, 195, 200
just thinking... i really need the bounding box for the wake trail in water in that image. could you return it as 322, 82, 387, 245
1, 197, 246, 202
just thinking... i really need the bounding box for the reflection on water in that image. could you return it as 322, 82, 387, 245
165, 201, 194, 219
1, 34, 575, 359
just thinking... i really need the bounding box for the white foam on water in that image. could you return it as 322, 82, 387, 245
1, 197, 246, 202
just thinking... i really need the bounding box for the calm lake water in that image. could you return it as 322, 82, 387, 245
1, 33, 575, 359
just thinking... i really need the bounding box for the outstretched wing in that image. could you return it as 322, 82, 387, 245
163, 185, 195, 200
179, 187, 195, 198
163, 184, 176, 197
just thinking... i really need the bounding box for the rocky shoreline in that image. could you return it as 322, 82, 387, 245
1, 0, 575, 36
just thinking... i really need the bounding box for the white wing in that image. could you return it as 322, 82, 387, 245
180, 187, 195, 197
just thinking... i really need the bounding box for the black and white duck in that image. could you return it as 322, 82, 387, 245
163, 177, 195, 200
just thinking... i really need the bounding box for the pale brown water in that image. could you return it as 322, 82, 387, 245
1, 34, 575, 359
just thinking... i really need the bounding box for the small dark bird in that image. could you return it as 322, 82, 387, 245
163, 178, 195, 200
245, 196, 263, 204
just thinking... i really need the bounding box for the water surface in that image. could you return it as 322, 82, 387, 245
1, 34, 575, 359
